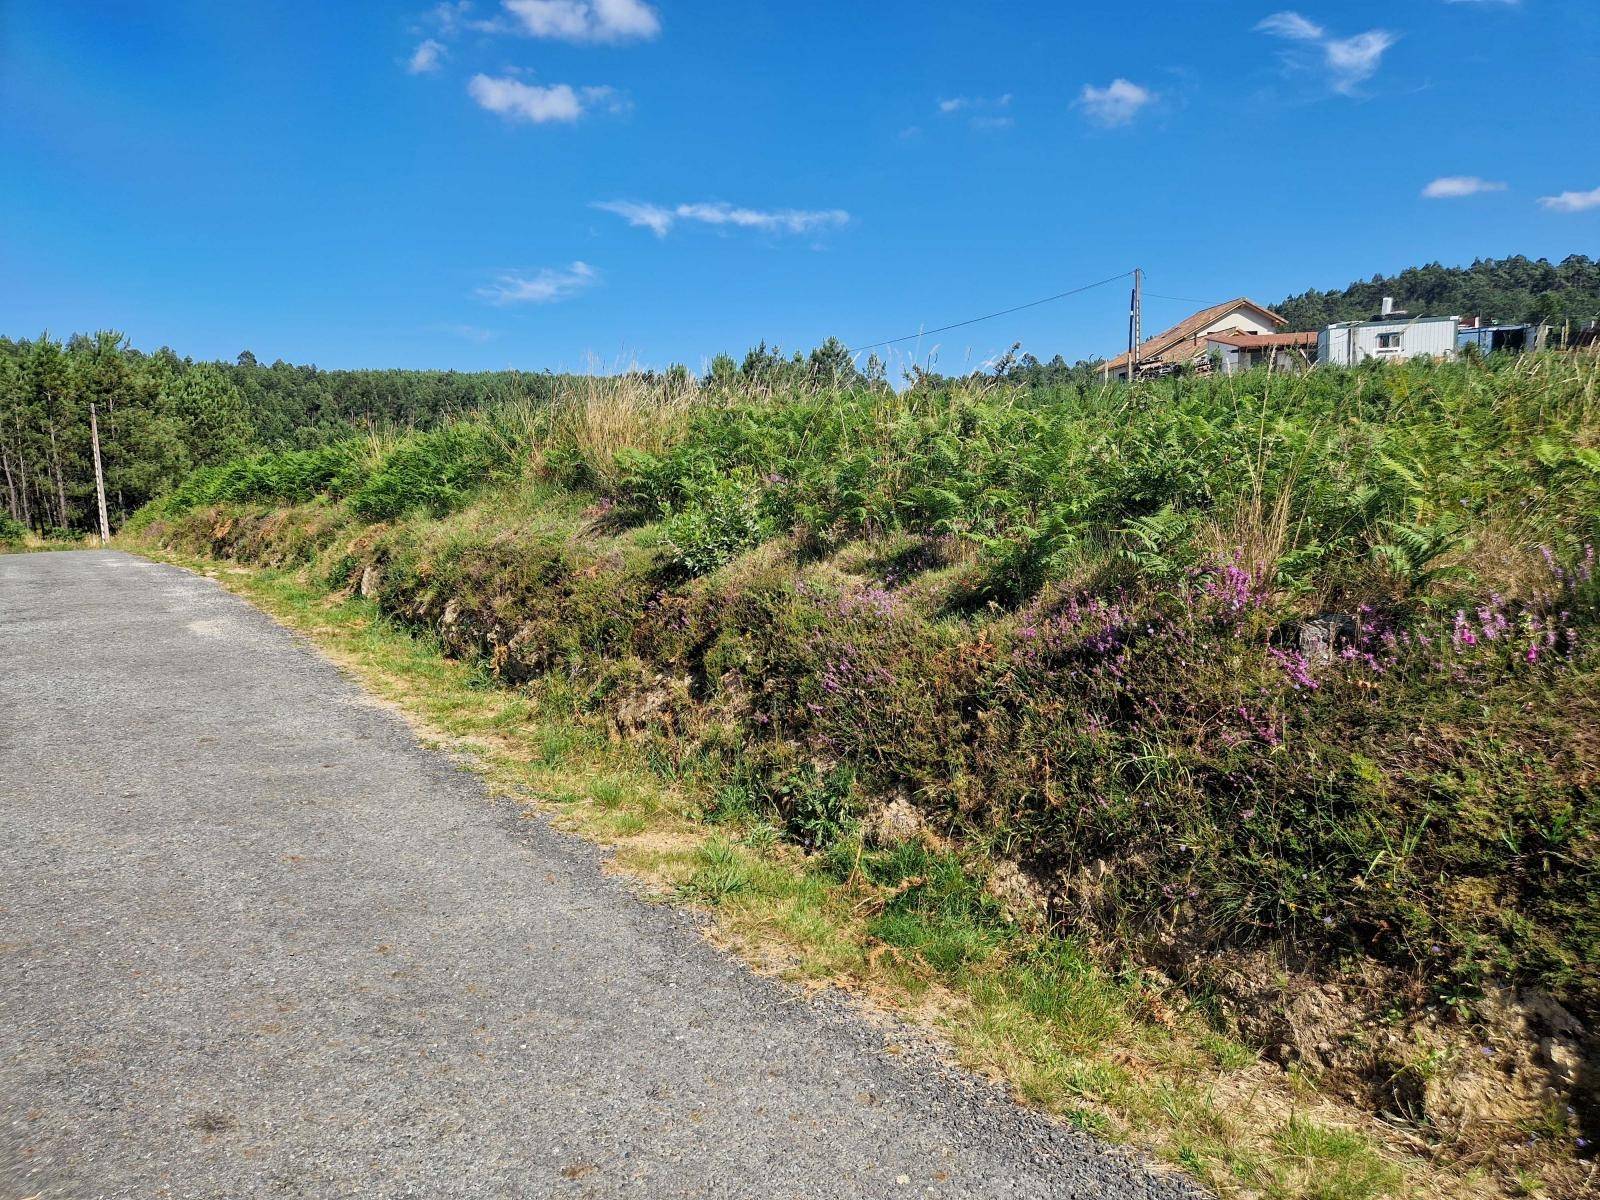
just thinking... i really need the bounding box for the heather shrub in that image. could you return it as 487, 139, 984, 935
135, 355, 1600, 1021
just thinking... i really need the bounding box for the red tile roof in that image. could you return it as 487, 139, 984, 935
1103, 297, 1287, 373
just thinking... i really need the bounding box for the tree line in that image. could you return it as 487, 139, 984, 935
0, 334, 560, 535
9, 253, 1590, 534
1274, 254, 1600, 329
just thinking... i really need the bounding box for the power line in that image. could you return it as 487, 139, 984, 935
849, 270, 1133, 354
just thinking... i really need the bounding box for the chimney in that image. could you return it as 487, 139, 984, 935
1380, 296, 1395, 317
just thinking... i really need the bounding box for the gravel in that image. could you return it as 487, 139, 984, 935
0, 549, 1206, 1199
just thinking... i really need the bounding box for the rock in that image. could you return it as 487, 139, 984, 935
1541, 1036, 1584, 1089
358, 564, 381, 598
869, 796, 924, 849
1517, 990, 1586, 1039
1297, 613, 1356, 667
984, 860, 1048, 928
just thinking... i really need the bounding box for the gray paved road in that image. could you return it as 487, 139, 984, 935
0, 550, 1200, 1199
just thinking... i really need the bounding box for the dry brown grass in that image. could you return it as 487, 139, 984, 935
545, 369, 702, 491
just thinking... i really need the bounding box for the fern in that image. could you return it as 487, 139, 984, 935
1370, 517, 1470, 593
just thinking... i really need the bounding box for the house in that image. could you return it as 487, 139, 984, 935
1205, 330, 1319, 375
1102, 297, 1290, 380
1317, 298, 1459, 367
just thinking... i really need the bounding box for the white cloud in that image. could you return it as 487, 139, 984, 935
422, 1, 476, 34
476, 262, 599, 305
1255, 11, 1324, 40
1077, 79, 1155, 127
936, 94, 1014, 130
592, 200, 850, 238
1323, 30, 1398, 93
499, 0, 661, 42
1422, 175, 1507, 199
937, 93, 1010, 115
407, 39, 447, 74
467, 74, 620, 123
1539, 186, 1600, 213
1257, 12, 1397, 95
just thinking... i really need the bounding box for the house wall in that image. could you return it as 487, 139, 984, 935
1196, 308, 1278, 338
1318, 318, 1459, 366
1205, 340, 1242, 374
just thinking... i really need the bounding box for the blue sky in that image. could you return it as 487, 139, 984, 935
3, 0, 1596, 375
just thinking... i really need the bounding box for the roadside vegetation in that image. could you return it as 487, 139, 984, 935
128, 351, 1599, 1199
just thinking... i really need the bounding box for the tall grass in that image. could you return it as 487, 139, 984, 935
541, 369, 704, 492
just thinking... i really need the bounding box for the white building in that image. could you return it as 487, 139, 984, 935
1318, 298, 1459, 367
1103, 297, 1289, 381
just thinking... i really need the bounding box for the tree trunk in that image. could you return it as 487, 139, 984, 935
107, 395, 125, 518
12, 412, 31, 529
2, 445, 17, 521
48, 421, 69, 529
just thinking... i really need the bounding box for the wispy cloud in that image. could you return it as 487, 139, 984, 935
1539, 186, 1600, 213
441, 323, 499, 343
1256, 11, 1397, 95
407, 39, 447, 74
937, 94, 1014, 131
1443, 0, 1519, 5
592, 200, 850, 238
1323, 31, 1398, 92
421, 0, 477, 35
476, 262, 599, 305
1076, 79, 1155, 127
497, 0, 661, 43
467, 74, 621, 123
1255, 11, 1323, 39
938, 93, 1011, 114
1422, 175, 1507, 199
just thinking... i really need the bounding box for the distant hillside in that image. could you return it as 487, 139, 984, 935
1274, 254, 1600, 330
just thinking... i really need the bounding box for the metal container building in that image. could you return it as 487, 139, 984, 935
1318, 302, 1460, 367
1457, 323, 1535, 355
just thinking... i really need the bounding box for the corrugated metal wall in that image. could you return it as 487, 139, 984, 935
1318, 319, 1457, 366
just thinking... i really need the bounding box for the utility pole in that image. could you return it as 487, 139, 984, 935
90, 403, 111, 542
1127, 268, 1144, 379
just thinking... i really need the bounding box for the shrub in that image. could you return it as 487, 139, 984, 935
348, 424, 510, 520
659, 472, 775, 575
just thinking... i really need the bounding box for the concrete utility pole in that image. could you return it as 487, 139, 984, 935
1127, 268, 1144, 378
90, 403, 111, 542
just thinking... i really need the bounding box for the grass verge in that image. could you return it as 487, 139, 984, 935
134, 547, 1475, 1200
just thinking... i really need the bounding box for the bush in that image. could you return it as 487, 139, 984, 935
348, 424, 510, 520
659, 472, 775, 575
161, 442, 367, 514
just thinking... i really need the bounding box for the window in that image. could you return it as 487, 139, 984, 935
1376, 332, 1402, 350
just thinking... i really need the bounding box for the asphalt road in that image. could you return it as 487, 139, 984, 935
0, 550, 1202, 1199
